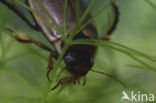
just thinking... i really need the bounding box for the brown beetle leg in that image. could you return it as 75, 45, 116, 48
6, 28, 58, 81
0, 0, 40, 31
101, 2, 119, 40
47, 52, 58, 82
6, 28, 53, 52
51, 75, 80, 91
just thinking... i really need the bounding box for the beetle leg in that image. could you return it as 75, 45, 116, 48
51, 75, 80, 90
6, 28, 55, 52
47, 51, 58, 82
101, 2, 119, 40
0, 0, 40, 31
6, 28, 58, 81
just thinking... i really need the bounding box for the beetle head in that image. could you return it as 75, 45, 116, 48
64, 51, 94, 76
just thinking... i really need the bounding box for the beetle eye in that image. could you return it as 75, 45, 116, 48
64, 52, 76, 65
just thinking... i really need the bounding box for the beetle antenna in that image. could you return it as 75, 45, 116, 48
90, 69, 127, 88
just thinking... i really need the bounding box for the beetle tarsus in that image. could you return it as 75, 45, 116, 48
51, 75, 80, 90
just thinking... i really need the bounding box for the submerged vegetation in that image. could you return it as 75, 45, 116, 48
0, 0, 156, 103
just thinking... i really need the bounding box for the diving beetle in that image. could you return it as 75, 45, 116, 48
0, 0, 125, 90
